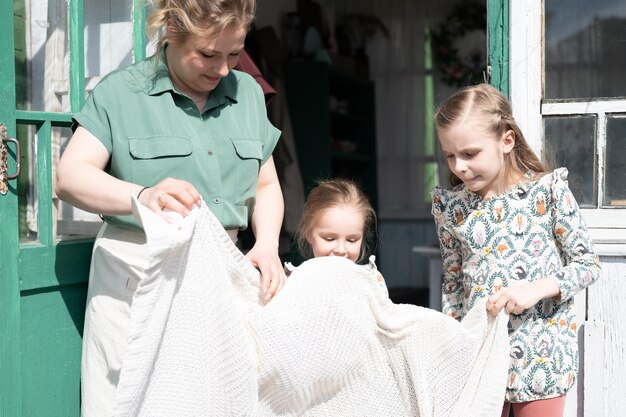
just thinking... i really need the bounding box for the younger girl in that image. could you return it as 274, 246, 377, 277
431, 83, 601, 417
293, 179, 385, 287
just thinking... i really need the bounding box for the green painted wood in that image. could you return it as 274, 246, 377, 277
133, 0, 147, 62
423, 21, 436, 203
487, 0, 510, 97
21, 285, 86, 417
19, 242, 93, 291
0, 2, 24, 417
16, 110, 73, 125
37, 122, 54, 245
69, 0, 85, 112
5, 1, 92, 414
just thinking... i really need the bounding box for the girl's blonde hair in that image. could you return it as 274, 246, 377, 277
295, 179, 377, 264
147, 0, 256, 59
434, 83, 546, 187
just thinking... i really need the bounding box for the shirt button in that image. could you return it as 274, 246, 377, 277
207, 150, 213, 155
212, 197, 221, 204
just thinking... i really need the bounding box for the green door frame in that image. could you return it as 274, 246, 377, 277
1, 1, 146, 415
0, 0, 21, 414
487, 0, 510, 97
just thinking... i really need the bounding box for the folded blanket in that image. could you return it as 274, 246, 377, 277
112, 201, 509, 417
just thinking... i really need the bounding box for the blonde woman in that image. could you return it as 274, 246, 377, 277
56, 1, 285, 415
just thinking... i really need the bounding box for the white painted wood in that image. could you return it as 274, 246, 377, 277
542, 100, 626, 115
596, 112, 606, 210
565, 291, 587, 417
509, 5, 626, 417
583, 209, 626, 245
585, 257, 626, 416
593, 244, 626, 257
509, 0, 543, 156
583, 321, 605, 417
588, 229, 626, 245
582, 209, 626, 228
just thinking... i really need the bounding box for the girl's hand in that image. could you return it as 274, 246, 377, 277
245, 244, 286, 300
486, 278, 560, 317
138, 178, 201, 222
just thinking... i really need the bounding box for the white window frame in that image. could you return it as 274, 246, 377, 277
509, 1, 626, 257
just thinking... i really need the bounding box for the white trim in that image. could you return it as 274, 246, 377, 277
510, 1, 625, 239
582, 209, 626, 228
594, 244, 626, 257
509, 0, 543, 155
596, 112, 607, 208
542, 100, 626, 115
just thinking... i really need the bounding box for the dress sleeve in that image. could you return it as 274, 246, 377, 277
548, 168, 601, 302
431, 187, 465, 319
72, 82, 114, 153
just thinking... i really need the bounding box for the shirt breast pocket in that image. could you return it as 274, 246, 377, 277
231, 138, 263, 206
128, 136, 192, 186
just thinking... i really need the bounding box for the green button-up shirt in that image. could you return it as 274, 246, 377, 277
73, 49, 281, 230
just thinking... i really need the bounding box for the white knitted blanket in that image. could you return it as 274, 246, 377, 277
112, 201, 509, 417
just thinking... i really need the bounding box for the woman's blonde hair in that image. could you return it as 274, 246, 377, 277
295, 179, 377, 264
147, 0, 256, 58
434, 83, 546, 187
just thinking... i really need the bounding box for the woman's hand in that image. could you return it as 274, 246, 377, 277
486, 278, 560, 317
137, 178, 202, 222
245, 243, 286, 300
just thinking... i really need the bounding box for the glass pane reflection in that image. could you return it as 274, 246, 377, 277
14, 0, 70, 112
54, 127, 103, 240
545, 0, 626, 99
13, 0, 135, 112
17, 124, 38, 243
543, 116, 596, 207
17, 124, 102, 243
604, 116, 626, 207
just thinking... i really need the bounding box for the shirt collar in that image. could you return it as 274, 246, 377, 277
146, 46, 239, 109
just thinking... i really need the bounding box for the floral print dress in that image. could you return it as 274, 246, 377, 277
432, 168, 601, 402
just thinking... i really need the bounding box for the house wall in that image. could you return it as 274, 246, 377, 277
509, 2, 626, 415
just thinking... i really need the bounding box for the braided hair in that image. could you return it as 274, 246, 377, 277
434, 83, 547, 187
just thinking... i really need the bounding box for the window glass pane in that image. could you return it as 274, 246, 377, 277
16, 124, 38, 243
15, 0, 70, 112
545, 0, 626, 99
54, 126, 103, 240
84, 1, 133, 82
14, 1, 135, 112
604, 116, 626, 207
17, 124, 102, 242
543, 116, 596, 207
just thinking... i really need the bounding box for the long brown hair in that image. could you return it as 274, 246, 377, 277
147, 0, 256, 59
295, 179, 377, 264
434, 83, 546, 187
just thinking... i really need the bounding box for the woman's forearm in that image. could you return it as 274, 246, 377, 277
251, 180, 284, 246
56, 160, 142, 215
251, 157, 284, 245
55, 126, 142, 215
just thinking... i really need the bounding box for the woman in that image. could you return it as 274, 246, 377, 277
55, 0, 285, 415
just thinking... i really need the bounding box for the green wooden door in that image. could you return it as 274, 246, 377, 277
1, 1, 145, 415
487, 0, 509, 96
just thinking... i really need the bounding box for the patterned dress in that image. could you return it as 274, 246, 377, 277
431, 168, 601, 402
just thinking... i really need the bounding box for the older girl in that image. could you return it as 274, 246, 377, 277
432, 83, 601, 417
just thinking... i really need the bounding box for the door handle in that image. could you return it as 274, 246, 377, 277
1, 124, 21, 195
